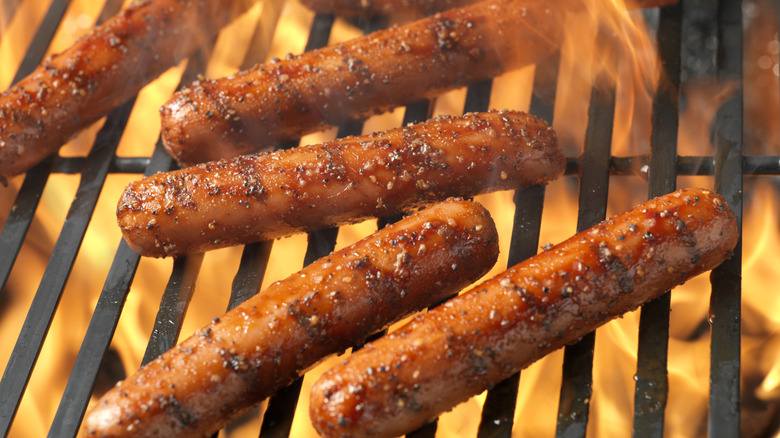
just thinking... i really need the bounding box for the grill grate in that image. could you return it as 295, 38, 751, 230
0, 0, 775, 436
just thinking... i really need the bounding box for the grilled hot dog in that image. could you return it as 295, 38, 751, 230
119, 110, 564, 258
309, 188, 739, 438
0, 0, 255, 182
81, 198, 499, 437
159, 0, 562, 166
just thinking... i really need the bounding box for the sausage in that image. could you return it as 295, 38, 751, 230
0, 0, 256, 182
159, 0, 563, 166
118, 110, 564, 258
297, 0, 476, 18
81, 198, 500, 437
309, 188, 740, 438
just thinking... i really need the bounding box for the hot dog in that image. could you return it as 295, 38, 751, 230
118, 110, 564, 258
81, 198, 499, 437
0, 0, 256, 182
159, 0, 563, 166
309, 188, 739, 438
297, 0, 475, 18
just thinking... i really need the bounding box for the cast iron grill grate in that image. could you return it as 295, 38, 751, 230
0, 0, 773, 436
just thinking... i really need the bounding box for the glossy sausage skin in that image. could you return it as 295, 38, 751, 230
82, 199, 499, 437
309, 188, 740, 438
298, 0, 475, 18
159, 0, 562, 166
0, 0, 254, 182
119, 110, 563, 258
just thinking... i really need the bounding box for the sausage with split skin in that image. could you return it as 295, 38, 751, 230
0, 0, 256, 183
119, 110, 564, 258
309, 188, 740, 438
159, 0, 563, 166
82, 198, 500, 437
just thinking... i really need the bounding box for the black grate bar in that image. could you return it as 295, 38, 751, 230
0, 95, 135, 437
46, 141, 780, 178
258, 227, 340, 438
133, 45, 224, 367
478, 185, 547, 438
0, 0, 125, 297
632, 2, 683, 436
0, 158, 50, 293
257, 82, 371, 435
709, 0, 743, 434
477, 51, 561, 438
9, 0, 123, 83
47, 241, 141, 437
11, 0, 69, 85
463, 78, 493, 114
607, 155, 780, 176
218, 9, 338, 363
45, 140, 184, 437
240, 0, 287, 70
141, 254, 205, 364
45, 37, 216, 436
407, 420, 438, 438
556, 23, 618, 438
95, 0, 124, 26
0, 0, 89, 309
228, 241, 274, 311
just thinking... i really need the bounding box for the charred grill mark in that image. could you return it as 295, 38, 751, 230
287, 297, 328, 343
158, 394, 198, 430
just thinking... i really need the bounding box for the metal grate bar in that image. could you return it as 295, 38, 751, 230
141, 254, 205, 364
0, 95, 135, 436
632, 2, 683, 436
229, 241, 274, 310
463, 78, 493, 114
11, 0, 69, 85
251, 12, 396, 435
0, 0, 89, 305
0, 160, 49, 292
477, 51, 561, 438
709, 0, 744, 434
48, 241, 141, 437
258, 226, 340, 437
606, 155, 780, 176
555, 23, 618, 438
44, 37, 216, 437
0, 0, 124, 298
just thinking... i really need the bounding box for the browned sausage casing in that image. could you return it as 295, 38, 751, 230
309, 188, 739, 438
298, 0, 476, 18
82, 198, 499, 437
0, 0, 255, 182
119, 110, 563, 258
159, 0, 563, 166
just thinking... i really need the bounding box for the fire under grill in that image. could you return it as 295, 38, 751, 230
0, 0, 777, 436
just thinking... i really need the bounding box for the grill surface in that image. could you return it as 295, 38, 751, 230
0, 0, 775, 436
